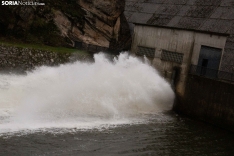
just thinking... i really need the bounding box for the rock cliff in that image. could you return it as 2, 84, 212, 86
0, 0, 131, 52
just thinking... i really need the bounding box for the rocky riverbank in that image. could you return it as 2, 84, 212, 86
0, 45, 92, 73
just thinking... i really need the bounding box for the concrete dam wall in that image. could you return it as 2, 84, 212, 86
174, 75, 234, 131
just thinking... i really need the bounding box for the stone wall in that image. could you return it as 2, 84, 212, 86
0, 45, 92, 73
174, 75, 234, 131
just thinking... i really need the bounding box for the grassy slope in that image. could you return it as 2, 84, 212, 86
0, 40, 89, 55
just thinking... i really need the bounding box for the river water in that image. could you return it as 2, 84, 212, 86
1, 112, 234, 156
0, 53, 234, 155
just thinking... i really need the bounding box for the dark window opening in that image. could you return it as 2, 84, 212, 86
197, 45, 222, 78
171, 67, 181, 88
202, 59, 208, 67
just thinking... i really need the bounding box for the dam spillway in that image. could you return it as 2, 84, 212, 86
0, 53, 174, 134
1, 53, 234, 155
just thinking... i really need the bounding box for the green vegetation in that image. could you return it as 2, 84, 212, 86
0, 40, 89, 55
0, 1, 85, 47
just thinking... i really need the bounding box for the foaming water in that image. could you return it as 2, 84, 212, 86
0, 53, 174, 134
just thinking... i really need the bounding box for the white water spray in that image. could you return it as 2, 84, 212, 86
0, 53, 174, 134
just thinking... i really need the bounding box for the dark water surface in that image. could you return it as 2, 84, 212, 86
1, 112, 234, 156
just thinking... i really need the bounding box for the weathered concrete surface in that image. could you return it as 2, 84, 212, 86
131, 25, 227, 96
174, 75, 234, 131
0, 45, 92, 73
125, 0, 234, 72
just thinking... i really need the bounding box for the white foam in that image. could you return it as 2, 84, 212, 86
0, 52, 174, 134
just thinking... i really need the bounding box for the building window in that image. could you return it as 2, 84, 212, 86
161, 50, 184, 64
136, 46, 155, 58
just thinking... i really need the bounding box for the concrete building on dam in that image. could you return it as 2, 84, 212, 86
125, 0, 234, 131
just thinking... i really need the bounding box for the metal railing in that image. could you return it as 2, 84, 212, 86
189, 65, 234, 82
